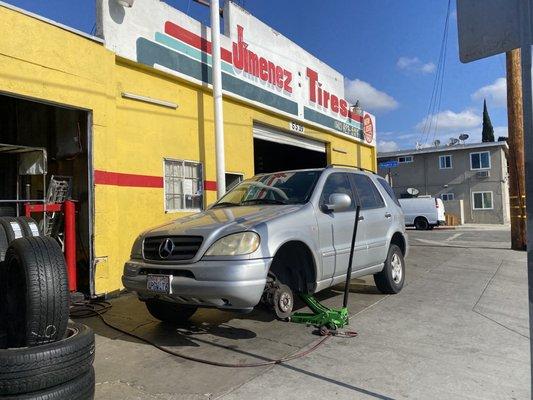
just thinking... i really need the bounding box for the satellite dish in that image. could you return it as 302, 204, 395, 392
433, 139, 441, 147
459, 133, 469, 141
449, 137, 459, 146
407, 188, 420, 196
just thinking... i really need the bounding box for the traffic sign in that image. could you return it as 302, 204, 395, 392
378, 160, 399, 169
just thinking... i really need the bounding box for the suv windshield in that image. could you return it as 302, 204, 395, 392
212, 171, 321, 207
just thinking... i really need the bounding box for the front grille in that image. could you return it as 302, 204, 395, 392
143, 236, 203, 261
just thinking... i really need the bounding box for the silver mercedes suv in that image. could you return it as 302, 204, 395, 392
122, 166, 407, 321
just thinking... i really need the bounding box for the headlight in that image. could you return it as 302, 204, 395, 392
205, 232, 260, 256
130, 235, 144, 259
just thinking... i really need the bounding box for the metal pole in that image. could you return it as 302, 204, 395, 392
343, 205, 361, 308
210, 0, 226, 198
518, 0, 533, 395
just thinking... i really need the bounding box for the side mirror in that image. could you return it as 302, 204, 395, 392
323, 193, 352, 213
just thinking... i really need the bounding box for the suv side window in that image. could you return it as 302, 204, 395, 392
350, 174, 385, 209
377, 178, 401, 207
320, 173, 355, 211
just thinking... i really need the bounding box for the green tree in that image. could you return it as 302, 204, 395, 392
482, 99, 495, 142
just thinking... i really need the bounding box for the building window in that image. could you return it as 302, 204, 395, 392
439, 155, 452, 169
472, 191, 493, 210
470, 151, 491, 170
398, 156, 413, 163
164, 159, 203, 212
441, 193, 454, 201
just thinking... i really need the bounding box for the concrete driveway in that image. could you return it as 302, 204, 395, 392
87, 227, 529, 400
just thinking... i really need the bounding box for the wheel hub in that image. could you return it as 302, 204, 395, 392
278, 292, 292, 312
391, 253, 403, 283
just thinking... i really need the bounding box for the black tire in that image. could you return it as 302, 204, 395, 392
0, 217, 24, 243
0, 322, 95, 395
4, 237, 69, 347
374, 244, 405, 294
1, 367, 95, 400
16, 217, 42, 237
0, 224, 8, 262
414, 217, 429, 230
0, 226, 7, 349
145, 299, 198, 323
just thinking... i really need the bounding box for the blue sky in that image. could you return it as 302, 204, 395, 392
4, 0, 509, 151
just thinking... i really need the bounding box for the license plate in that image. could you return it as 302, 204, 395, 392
146, 274, 172, 294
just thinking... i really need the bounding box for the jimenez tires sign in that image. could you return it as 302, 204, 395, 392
97, 0, 376, 146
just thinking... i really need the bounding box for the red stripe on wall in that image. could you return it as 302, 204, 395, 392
164, 21, 233, 64
204, 180, 217, 191
94, 170, 163, 188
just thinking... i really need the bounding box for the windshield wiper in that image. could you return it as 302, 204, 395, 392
240, 199, 288, 205
211, 202, 241, 208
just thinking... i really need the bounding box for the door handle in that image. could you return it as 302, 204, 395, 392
358, 216, 365, 221
385, 212, 392, 218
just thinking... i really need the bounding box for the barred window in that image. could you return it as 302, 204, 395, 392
164, 159, 203, 212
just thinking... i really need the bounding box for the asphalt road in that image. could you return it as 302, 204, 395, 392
87, 226, 529, 399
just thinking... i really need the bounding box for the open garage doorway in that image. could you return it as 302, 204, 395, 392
0, 93, 93, 296
253, 124, 327, 174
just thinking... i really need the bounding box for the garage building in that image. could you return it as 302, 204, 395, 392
0, 0, 377, 296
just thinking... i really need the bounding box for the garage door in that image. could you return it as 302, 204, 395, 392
253, 124, 326, 153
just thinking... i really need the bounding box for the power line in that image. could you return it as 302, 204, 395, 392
419, 0, 452, 146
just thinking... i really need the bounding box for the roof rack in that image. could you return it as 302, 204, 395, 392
326, 164, 376, 174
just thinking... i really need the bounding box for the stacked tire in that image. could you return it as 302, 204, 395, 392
0, 219, 95, 399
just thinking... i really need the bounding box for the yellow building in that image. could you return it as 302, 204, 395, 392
0, 1, 377, 296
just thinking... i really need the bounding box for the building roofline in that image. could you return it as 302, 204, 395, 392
378, 141, 508, 159
0, 1, 104, 44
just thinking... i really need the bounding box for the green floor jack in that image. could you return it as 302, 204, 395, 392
290, 205, 361, 332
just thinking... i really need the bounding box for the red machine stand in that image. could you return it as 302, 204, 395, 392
24, 200, 78, 292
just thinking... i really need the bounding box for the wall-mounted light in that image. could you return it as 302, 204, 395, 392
117, 0, 135, 7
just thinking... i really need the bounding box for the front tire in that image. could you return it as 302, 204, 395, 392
145, 299, 197, 324
374, 244, 405, 294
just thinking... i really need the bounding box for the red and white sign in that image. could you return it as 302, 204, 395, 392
97, 0, 375, 146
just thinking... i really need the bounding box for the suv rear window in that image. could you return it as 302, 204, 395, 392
351, 174, 385, 209
377, 178, 401, 207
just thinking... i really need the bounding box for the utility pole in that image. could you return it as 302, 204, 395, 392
506, 49, 527, 250
210, 0, 226, 198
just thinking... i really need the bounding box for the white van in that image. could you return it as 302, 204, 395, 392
399, 196, 445, 230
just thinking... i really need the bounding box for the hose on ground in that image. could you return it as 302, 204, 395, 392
70, 300, 357, 368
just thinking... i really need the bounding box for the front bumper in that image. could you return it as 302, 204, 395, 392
122, 258, 271, 310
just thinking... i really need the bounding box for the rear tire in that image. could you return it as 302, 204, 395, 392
145, 299, 198, 323
414, 217, 429, 230
4, 237, 69, 347
0, 322, 95, 395
374, 244, 405, 294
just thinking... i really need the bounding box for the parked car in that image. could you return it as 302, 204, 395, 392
399, 196, 445, 230
122, 166, 408, 321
